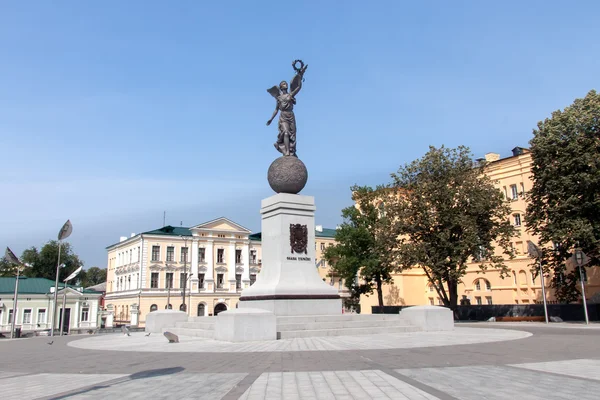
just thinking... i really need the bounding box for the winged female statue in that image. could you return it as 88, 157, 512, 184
266, 60, 308, 157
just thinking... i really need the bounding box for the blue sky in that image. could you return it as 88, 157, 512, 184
1, 1, 599, 268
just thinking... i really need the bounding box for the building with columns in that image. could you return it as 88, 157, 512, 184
105, 217, 343, 326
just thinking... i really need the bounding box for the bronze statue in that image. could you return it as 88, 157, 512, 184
267, 60, 308, 157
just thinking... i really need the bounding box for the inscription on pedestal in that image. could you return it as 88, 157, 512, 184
287, 256, 312, 261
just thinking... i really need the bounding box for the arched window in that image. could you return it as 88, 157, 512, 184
214, 303, 227, 315
484, 279, 491, 291
475, 280, 481, 291
179, 304, 187, 312
150, 304, 158, 312
519, 270, 527, 286
512, 271, 517, 285
165, 304, 172, 310
197, 303, 205, 317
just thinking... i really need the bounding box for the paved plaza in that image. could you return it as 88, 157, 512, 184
1, 323, 599, 399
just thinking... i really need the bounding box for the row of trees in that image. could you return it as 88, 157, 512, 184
1, 241, 106, 287
326, 90, 599, 308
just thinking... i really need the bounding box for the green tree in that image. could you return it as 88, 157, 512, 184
526, 90, 600, 302
20, 240, 83, 282
324, 185, 399, 307
391, 146, 516, 311
80, 266, 107, 287
0, 257, 19, 277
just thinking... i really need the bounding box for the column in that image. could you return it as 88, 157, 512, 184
190, 239, 199, 292
205, 240, 214, 291
242, 243, 250, 286
74, 300, 80, 330
228, 241, 236, 289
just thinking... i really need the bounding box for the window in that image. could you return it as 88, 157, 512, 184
475, 296, 482, 305
199, 273, 205, 289
502, 186, 508, 200
514, 214, 522, 227
515, 241, 523, 255
198, 248, 205, 262
37, 308, 47, 324
137, 247, 140, 262
166, 273, 174, 289
166, 246, 174, 262
250, 250, 257, 263
152, 246, 160, 261
236, 274, 242, 289
320, 243, 325, 251
513, 271, 517, 285
428, 285, 434, 292
81, 307, 89, 322
250, 274, 256, 286
197, 303, 205, 316
429, 298, 434, 305
181, 247, 188, 263
150, 304, 158, 312
438, 298, 443, 305
475, 280, 481, 291
485, 280, 491, 291
23, 309, 32, 324
179, 304, 186, 311
519, 270, 527, 285
486, 296, 493, 305
151, 272, 159, 288
217, 249, 224, 263
180, 273, 187, 288
217, 234, 226, 238
510, 184, 518, 200
217, 274, 224, 288
8, 309, 13, 324
165, 304, 172, 309
235, 249, 242, 264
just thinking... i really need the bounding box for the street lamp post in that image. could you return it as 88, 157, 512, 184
5, 247, 24, 339
574, 249, 589, 325
527, 241, 549, 324
51, 220, 73, 337
180, 236, 189, 314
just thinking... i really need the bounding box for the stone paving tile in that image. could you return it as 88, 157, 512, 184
396, 365, 600, 400
67, 372, 246, 400
2, 373, 126, 400
67, 327, 531, 353
240, 370, 440, 400
509, 358, 600, 382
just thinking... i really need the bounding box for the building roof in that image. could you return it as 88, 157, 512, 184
86, 282, 106, 293
249, 227, 337, 242
0, 277, 98, 295
142, 225, 192, 237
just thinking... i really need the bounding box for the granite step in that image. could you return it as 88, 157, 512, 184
187, 316, 218, 323
162, 327, 214, 339
276, 314, 405, 324
176, 320, 216, 330
277, 325, 420, 339
277, 319, 410, 331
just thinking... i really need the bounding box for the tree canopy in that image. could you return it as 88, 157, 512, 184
20, 240, 84, 282
526, 90, 600, 302
79, 266, 107, 287
390, 146, 516, 309
323, 185, 399, 307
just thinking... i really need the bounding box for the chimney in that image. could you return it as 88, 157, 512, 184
315, 225, 323, 232
484, 153, 500, 162
130, 233, 136, 238
119, 236, 127, 242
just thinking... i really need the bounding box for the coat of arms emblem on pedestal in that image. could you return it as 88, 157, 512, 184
289, 223, 308, 254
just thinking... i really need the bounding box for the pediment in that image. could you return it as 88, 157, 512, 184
191, 217, 251, 234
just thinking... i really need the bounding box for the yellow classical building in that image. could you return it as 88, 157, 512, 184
105, 218, 342, 326
359, 147, 600, 313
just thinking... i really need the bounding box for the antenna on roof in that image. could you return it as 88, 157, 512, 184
163, 211, 166, 227
180, 221, 183, 226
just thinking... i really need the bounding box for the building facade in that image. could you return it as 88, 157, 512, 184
358, 147, 600, 312
0, 277, 102, 335
105, 218, 343, 326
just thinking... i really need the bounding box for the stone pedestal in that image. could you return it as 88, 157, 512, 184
400, 305, 454, 332
145, 310, 188, 333
215, 308, 276, 342
239, 193, 341, 315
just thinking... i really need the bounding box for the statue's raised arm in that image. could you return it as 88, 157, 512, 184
290, 60, 308, 97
